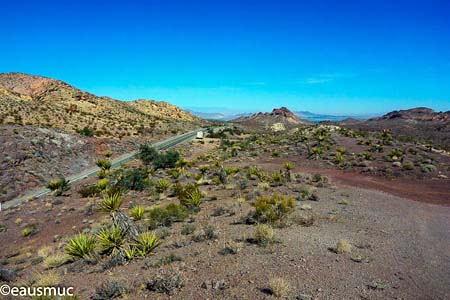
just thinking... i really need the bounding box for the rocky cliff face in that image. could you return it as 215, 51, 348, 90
0, 73, 200, 138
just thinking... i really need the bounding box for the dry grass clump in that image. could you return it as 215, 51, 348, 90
268, 277, 289, 297
43, 252, 70, 269
335, 239, 352, 254
254, 224, 274, 246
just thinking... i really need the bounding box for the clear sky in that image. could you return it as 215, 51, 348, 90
1, 0, 449, 115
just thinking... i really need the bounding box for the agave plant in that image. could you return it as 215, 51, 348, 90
181, 188, 202, 211
133, 232, 162, 257
130, 205, 145, 221
155, 178, 171, 193
97, 225, 126, 255
100, 193, 123, 212
66, 233, 97, 259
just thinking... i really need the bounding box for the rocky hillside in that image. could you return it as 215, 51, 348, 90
233, 107, 309, 131
0, 125, 136, 203
0, 73, 201, 138
344, 107, 450, 150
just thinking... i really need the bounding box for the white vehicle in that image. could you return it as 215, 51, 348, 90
196, 131, 204, 139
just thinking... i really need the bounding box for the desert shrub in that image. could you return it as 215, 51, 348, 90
97, 225, 126, 255
92, 280, 131, 300
224, 166, 240, 175
154, 150, 180, 169
132, 231, 162, 257
46, 177, 70, 196
156, 178, 171, 193
402, 161, 414, 171
421, 163, 436, 173
175, 158, 190, 174
387, 149, 404, 160
253, 194, 295, 223
0, 224, 7, 232
79, 126, 94, 137
361, 151, 375, 161
66, 233, 97, 259
79, 184, 102, 197
334, 152, 345, 164
270, 171, 285, 186
96, 158, 112, 170
147, 203, 188, 229
297, 186, 311, 200
336, 146, 346, 154
130, 205, 145, 220
192, 225, 219, 242
335, 239, 352, 254
181, 224, 196, 235
219, 241, 242, 255
139, 144, 159, 165
268, 277, 289, 297
146, 273, 184, 295
253, 224, 274, 246
153, 253, 183, 267
312, 173, 329, 186
115, 168, 146, 191
22, 225, 37, 237
99, 193, 122, 212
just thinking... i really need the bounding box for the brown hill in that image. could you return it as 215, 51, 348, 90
344, 107, 450, 150
0, 72, 200, 138
233, 107, 309, 131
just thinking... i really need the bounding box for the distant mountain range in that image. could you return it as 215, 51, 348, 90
188, 109, 367, 123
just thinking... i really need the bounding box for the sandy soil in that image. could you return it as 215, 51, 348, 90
0, 139, 449, 300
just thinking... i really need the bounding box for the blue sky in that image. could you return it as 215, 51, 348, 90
1, 0, 449, 115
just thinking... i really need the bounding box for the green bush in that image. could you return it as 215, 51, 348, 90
147, 203, 189, 229
154, 150, 180, 169
79, 184, 102, 198
139, 144, 159, 165
96, 159, 112, 170
115, 168, 146, 191
79, 126, 94, 137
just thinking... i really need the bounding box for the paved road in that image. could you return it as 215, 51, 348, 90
1, 128, 206, 210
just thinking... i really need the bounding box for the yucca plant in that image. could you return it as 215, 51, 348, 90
180, 188, 202, 211
97, 225, 126, 255
156, 178, 170, 193
175, 158, 190, 174
96, 158, 112, 170
66, 233, 97, 259
99, 193, 123, 212
96, 178, 109, 190
130, 205, 145, 220
47, 177, 70, 196
124, 245, 139, 260
283, 162, 294, 171
133, 231, 161, 257
309, 147, 324, 160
